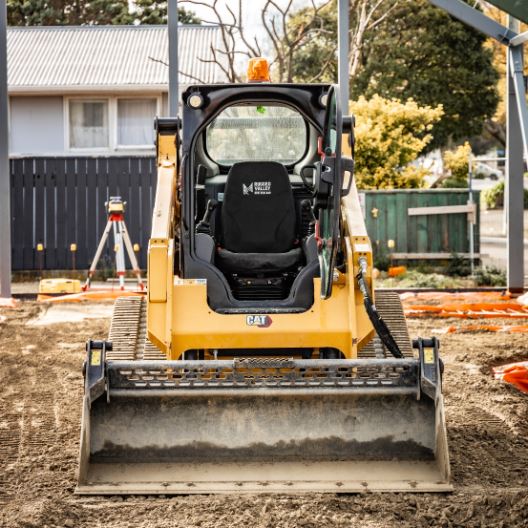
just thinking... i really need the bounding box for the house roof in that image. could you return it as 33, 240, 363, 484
7, 25, 226, 93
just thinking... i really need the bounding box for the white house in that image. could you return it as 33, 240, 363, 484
7, 25, 225, 156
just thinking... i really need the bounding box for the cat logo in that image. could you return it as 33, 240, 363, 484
246, 315, 273, 328
242, 182, 254, 195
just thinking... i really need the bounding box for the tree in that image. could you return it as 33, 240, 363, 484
180, 0, 333, 83
289, 0, 397, 84
351, 95, 443, 189
288, 1, 337, 83
175, 1, 394, 84
287, 0, 499, 149
354, 0, 499, 148
133, 2, 201, 25
7, 0, 132, 25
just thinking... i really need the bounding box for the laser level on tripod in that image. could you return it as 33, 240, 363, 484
83, 196, 144, 291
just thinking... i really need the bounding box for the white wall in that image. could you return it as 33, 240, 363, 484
9, 91, 182, 156
9, 96, 64, 155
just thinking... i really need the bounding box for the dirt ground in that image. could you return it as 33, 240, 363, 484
0, 301, 527, 528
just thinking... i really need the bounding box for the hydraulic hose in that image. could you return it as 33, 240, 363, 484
356, 257, 404, 359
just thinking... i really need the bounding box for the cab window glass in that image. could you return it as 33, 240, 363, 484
206, 104, 307, 165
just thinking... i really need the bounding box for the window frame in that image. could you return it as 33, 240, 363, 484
65, 95, 161, 153
203, 102, 310, 169
115, 96, 160, 150
65, 97, 111, 152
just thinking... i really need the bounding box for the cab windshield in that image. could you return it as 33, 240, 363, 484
205, 104, 307, 165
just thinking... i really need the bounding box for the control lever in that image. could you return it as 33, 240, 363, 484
301, 199, 316, 235
196, 199, 218, 235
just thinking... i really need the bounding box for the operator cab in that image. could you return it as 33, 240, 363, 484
179, 81, 348, 313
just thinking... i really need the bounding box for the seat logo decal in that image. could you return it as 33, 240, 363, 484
242, 181, 272, 195
246, 315, 273, 328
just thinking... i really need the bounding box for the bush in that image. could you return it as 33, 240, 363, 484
373, 245, 390, 271
446, 253, 471, 277
474, 266, 506, 286
441, 142, 471, 188
350, 95, 443, 189
482, 181, 528, 209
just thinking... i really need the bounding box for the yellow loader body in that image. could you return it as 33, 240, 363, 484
76, 82, 451, 495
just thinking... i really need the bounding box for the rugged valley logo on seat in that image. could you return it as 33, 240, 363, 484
242, 182, 272, 195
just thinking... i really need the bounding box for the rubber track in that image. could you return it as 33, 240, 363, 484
107, 296, 164, 361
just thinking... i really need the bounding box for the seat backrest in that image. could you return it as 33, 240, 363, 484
221, 161, 297, 253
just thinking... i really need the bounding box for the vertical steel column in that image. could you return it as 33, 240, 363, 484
337, 0, 349, 112
168, 0, 179, 116
0, 0, 11, 298
506, 16, 525, 292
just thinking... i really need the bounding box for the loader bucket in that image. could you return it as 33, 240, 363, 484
77, 349, 451, 494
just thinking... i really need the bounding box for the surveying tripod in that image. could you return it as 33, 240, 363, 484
83, 197, 144, 291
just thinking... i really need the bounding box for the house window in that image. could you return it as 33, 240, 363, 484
117, 98, 157, 147
69, 100, 109, 149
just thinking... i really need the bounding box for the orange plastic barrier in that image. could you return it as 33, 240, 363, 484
442, 324, 528, 334
38, 289, 145, 303
404, 305, 528, 318
493, 362, 528, 394
388, 266, 407, 277
402, 292, 528, 319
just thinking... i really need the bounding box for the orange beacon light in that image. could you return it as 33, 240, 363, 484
247, 57, 271, 83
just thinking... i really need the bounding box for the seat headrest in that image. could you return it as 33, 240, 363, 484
225, 161, 291, 198
221, 161, 296, 253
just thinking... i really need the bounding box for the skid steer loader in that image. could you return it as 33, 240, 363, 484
77, 67, 451, 494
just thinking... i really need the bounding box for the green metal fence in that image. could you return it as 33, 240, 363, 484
361, 189, 480, 263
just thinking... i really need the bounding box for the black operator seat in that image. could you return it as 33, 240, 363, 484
216, 161, 303, 274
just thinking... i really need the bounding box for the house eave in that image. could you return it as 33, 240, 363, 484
8, 84, 172, 95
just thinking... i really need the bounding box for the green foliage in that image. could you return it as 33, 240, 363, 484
441, 142, 471, 188
133, 2, 201, 25
7, 0, 132, 25
474, 266, 506, 287
287, 0, 499, 149
6, 0, 200, 25
446, 253, 471, 277
377, 269, 474, 289
354, 0, 499, 149
351, 95, 443, 189
373, 244, 390, 272
482, 181, 504, 209
288, 1, 337, 83
482, 181, 528, 209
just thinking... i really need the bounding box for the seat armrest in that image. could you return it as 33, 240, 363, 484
302, 234, 318, 264
195, 233, 215, 263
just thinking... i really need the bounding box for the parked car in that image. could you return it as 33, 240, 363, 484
474, 161, 503, 180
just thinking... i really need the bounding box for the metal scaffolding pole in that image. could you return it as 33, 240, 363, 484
506, 16, 525, 292
337, 0, 349, 112
429, 0, 516, 43
0, 0, 11, 298
430, 0, 526, 291
168, 0, 179, 116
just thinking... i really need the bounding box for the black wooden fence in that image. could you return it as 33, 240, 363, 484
10, 156, 157, 271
